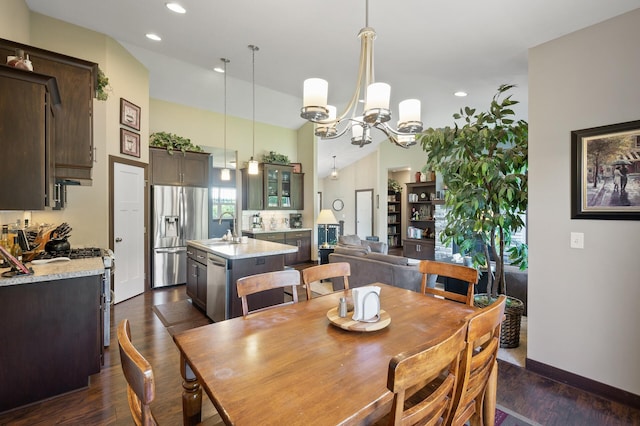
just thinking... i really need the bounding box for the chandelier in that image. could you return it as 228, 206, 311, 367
300, 0, 422, 148
220, 58, 231, 181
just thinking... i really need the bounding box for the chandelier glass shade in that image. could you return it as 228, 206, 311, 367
300, 0, 422, 148
220, 58, 231, 181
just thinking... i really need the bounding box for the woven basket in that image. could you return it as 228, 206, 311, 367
474, 294, 525, 348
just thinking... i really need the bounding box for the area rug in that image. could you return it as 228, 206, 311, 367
152, 299, 212, 336
496, 404, 542, 426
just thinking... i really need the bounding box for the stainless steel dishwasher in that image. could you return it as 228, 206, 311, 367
206, 253, 228, 322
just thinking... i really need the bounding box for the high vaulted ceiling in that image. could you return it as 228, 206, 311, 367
25, 0, 640, 176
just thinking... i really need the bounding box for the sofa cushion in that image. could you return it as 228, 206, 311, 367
366, 252, 409, 266
339, 235, 362, 245
333, 246, 368, 256
361, 240, 388, 254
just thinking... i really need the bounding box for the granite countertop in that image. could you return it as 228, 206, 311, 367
242, 228, 312, 234
188, 238, 298, 260
0, 258, 105, 287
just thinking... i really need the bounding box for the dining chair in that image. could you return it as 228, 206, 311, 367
301, 262, 350, 299
383, 322, 468, 426
448, 294, 507, 426
419, 260, 478, 306
236, 269, 301, 316
117, 318, 159, 426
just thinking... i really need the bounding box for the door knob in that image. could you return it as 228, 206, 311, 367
115, 237, 123, 242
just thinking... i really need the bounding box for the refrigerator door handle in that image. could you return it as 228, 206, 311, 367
155, 247, 187, 254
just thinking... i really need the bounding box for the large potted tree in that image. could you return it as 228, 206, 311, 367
417, 84, 528, 348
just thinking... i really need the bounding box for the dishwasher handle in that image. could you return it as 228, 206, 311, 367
208, 256, 227, 267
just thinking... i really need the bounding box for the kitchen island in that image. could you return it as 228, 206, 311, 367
0, 258, 105, 413
187, 238, 298, 321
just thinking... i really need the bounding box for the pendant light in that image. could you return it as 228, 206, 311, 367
220, 58, 231, 181
247, 44, 260, 175
330, 155, 339, 180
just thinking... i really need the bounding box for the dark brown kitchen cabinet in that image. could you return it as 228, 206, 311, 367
403, 239, 435, 260
186, 246, 208, 310
0, 274, 102, 412
241, 168, 264, 210
0, 39, 98, 182
241, 164, 304, 211
285, 230, 311, 264
150, 147, 210, 187
0, 66, 60, 210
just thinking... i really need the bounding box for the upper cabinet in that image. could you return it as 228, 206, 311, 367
149, 147, 210, 187
0, 66, 60, 210
242, 164, 303, 211
0, 39, 97, 182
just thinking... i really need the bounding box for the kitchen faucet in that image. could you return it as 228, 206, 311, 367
218, 212, 237, 238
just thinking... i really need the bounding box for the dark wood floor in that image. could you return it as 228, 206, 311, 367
1, 274, 639, 425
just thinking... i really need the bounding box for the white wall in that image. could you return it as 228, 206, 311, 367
528, 8, 640, 395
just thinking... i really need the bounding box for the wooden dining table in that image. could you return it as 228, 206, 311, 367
173, 283, 488, 426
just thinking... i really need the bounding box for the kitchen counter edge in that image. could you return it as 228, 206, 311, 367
0, 258, 105, 287
188, 238, 298, 260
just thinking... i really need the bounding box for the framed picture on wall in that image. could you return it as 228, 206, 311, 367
120, 98, 141, 131
571, 119, 640, 220
120, 128, 141, 158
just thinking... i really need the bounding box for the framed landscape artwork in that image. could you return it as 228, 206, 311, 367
571, 119, 640, 220
120, 98, 141, 131
120, 128, 141, 158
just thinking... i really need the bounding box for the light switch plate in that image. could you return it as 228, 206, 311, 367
570, 232, 584, 249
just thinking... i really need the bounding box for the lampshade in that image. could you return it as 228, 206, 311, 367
317, 209, 339, 225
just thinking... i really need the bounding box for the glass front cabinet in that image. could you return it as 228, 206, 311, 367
264, 164, 293, 209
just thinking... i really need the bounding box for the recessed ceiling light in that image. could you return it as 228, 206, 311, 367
213, 66, 225, 73
146, 33, 162, 41
454, 91, 468, 97
166, 2, 186, 14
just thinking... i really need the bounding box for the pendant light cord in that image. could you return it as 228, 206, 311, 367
249, 45, 259, 159
222, 58, 229, 168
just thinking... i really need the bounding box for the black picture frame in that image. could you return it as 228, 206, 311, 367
120, 128, 141, 158
571, 119, 640, 220
120, 98, 141, 131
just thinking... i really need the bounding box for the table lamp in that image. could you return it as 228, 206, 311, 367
317, 209, 338, 248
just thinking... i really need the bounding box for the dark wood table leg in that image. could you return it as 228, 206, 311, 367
180, 353, 202, 426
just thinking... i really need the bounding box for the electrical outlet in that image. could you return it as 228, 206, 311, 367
570, 232, 584, 249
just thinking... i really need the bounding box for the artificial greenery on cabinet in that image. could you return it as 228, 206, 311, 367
149, 131, 204, 155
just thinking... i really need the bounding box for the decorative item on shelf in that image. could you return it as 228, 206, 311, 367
149, 131, 203, 155
420, 172, 427, 182
330, 156, 339, 180
6, 48, 33, 71
220, 58, 231, 181
262, 151, 290, 165
300, 0, 422, 149
387, 178, 402, 193
415, 171, 422, 183
248, 44, 260, 175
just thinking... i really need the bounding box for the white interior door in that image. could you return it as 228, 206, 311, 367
355, 189, 373, 239
113, 162, 145, 303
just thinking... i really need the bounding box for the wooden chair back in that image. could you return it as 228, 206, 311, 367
236, 269, 301, 316
301, 262, 351, 299
117, 318, 158, 426
448, 294, 507, 426
386, 322, 468, 426
419, 260, 478, 306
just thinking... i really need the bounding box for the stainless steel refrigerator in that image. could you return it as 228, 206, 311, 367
152, 185, 208, 288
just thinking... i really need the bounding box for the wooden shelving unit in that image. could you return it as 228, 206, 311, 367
403, 182, 444, 260
387, 190, 402, 248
